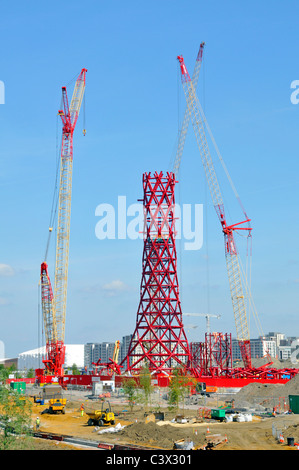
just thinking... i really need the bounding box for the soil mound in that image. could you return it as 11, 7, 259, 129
233, 372, 299, 410
116, 421, 204, 449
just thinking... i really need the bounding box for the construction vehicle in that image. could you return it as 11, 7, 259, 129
41, 384, 67, 414
177, 53, 254, 369
86, 400, 115, 427
39, 69, 87, 381
48, 397, 67, 414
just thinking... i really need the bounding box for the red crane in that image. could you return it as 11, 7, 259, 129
40, 261, 65, 376
39, 69, 87, 378
177, 55, 252, 369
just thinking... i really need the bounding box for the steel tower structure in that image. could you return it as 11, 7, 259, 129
124, 171, 193, 376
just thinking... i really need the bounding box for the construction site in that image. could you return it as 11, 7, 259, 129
2, 39, 299, 454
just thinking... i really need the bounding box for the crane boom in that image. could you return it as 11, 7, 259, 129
177, 55, 252, 368
173, 42, 205, 178
54, 68, 87, 345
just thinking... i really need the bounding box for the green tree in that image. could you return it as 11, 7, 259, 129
0, 364, 16, 381
26, 368, 35, 379
0, 369, 33, 449
168, 367, 188, 412
71, 363, 80, 375
139, 364, 153, 411
122, 378, 137, 412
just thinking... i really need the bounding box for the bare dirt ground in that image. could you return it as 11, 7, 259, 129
27, 386, 299, 451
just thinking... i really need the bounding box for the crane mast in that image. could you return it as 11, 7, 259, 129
40, 261, 65, 375
40, 68, 87, 377
177, 55, 252, 368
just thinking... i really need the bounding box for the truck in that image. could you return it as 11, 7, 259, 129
48, 397, 67, 414
42, 384, 67, 414
86, 400, 115, 426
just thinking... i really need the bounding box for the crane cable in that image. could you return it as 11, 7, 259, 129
44, 114, 62, 262
196, 101, 266, 337
202, 58, 211, 316
43, 70, 85, 272
186, 64, 260, 337
198, 99, 249, 219
39, 113, 62, 361
45, 68, 86, 262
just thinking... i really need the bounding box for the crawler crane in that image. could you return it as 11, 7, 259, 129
40, 69, 87, 378
177, 55, 252, 368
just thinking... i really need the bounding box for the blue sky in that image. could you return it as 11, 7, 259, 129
0, 1, 299, 358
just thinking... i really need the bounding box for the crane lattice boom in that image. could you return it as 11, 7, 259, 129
173, 42, 205, 177
54, 68, 87, 345
177, 55, 252, 368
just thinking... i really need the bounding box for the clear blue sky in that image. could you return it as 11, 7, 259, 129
0, 1, 299, 358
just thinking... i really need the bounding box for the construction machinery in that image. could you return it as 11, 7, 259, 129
86, 400, 115, 427
183, 313, 221, 335
177, 54, 253, 369
48, 397, 67, 414
38, 384, 67, 414
39, 69, 87, 379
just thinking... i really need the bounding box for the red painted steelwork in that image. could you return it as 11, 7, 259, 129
122, 171, 193, 376
40, 262, 65, 377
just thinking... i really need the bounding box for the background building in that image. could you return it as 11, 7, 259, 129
84, 335, 133, 371
18, 344, 84, 372
232, 337, 276, 362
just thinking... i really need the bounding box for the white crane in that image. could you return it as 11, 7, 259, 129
183, 313, 221, 335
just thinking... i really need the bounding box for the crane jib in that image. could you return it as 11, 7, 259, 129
177, 54, 252, 368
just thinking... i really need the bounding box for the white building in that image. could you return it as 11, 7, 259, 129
278, 345, 292, 361
232, 337, 277, 361
18, 344, 84, 371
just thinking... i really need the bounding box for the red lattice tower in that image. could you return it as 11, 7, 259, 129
124, 171, 193, 376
